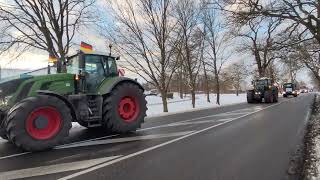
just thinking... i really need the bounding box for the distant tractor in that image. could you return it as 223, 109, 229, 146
247, 77, 279, 103
0, 51, 147, 151
282, 83, 298, 97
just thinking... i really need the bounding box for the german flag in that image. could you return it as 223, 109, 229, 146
80, 41, 93, 53
49, 54, 57, 63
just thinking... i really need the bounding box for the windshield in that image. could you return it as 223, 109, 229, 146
255, 80, 268, 86
283, 84, 293, 88
66, 55, 80, 74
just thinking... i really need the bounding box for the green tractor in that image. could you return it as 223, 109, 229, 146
247, 77, 279, 103
0, 51, 147, 151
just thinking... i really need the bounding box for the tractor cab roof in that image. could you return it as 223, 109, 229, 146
68, 50, 119, 59
257, 77, 271, 81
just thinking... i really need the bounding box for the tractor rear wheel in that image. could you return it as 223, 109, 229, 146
247, 91, 255, 103
274, 93, 278, 102
0, 114, 8, 140
0, 131, 8, 140
5, 95, 72, 151
102, 82, 147, 133
264, 91, 273, 103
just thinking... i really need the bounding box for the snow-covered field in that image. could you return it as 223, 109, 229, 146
146, 93, 246, 116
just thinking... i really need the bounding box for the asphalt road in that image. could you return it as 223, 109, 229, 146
0, 93, 315, 180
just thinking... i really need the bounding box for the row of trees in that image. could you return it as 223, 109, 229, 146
0, 0, 317, 113
107, 0, 244, 112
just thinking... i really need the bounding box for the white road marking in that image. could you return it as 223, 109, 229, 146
0, 152, 31, 160
140, 117, 236, 131
55, 134, 119, 149
59, 100, 289, 180
55, 131, 194, 149
0, 156, 121, 180
170, 118, 235, 126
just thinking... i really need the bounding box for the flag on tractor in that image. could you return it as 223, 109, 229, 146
80, 42, 93, 53
48, 54, 57, 63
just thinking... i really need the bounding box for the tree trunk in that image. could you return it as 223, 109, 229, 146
236, 88, 239, 96
160, 90, 168, 112
179, 71, 183, 99
215, 75, 220, 105
203, 62, 210, 102
191, 88, 196, 108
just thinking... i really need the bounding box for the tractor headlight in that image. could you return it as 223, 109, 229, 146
255, 92, 261, 95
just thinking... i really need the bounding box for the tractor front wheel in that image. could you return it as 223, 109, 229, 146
5, 95, 72, 151
102, 82, 147, 133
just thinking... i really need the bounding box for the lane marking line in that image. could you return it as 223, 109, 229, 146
55, 131, 194, 149
0, 152, 30, 161
59, 100, 288, 180
0, 156, 121, 180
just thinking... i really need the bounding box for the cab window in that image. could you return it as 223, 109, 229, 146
85, 55, 105, 76
103, 57, 117, 76
66, 56, 79, 74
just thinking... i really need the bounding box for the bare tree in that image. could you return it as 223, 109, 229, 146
108, 0, 179, 112
0, 0, 95, 72
175, 0, 202, 108
219, 0, 320, 84
225, 61, 248, 96
232, 17, 281, 78
201, 2, 231, 105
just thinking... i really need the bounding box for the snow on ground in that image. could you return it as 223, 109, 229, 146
146, 93, 246, 116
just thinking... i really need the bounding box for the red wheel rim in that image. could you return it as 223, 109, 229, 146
118, 96, 140, 123
26, 107, 62, 140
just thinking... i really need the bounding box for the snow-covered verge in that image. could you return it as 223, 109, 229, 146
146, 93, 246, 116
300, 94, 320, 180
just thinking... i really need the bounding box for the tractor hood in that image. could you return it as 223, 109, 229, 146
0, 75, 33, 111
0, 75, 32, 100
0, 73, 75, 108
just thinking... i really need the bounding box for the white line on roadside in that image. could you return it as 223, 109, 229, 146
0, 156, 121, 180
55, 131, 194, 149
138, 117, 236, 131
0, 152, 31, 160
59, 100, 289, 180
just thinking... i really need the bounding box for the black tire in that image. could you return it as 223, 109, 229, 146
0, 115, 8, 140
102, 82, 147, 133
264, 91, 272, 103
274, 94, 278, 102
0, 132, 8, 140
5, 95, 72, 152
247, 91, 255, 103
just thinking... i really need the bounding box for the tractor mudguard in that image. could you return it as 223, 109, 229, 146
37, 90, 78, 121
97, 77, 144, 95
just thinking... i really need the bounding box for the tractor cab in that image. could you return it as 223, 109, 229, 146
253, 78, 272, 92
66, 51, 119, 93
